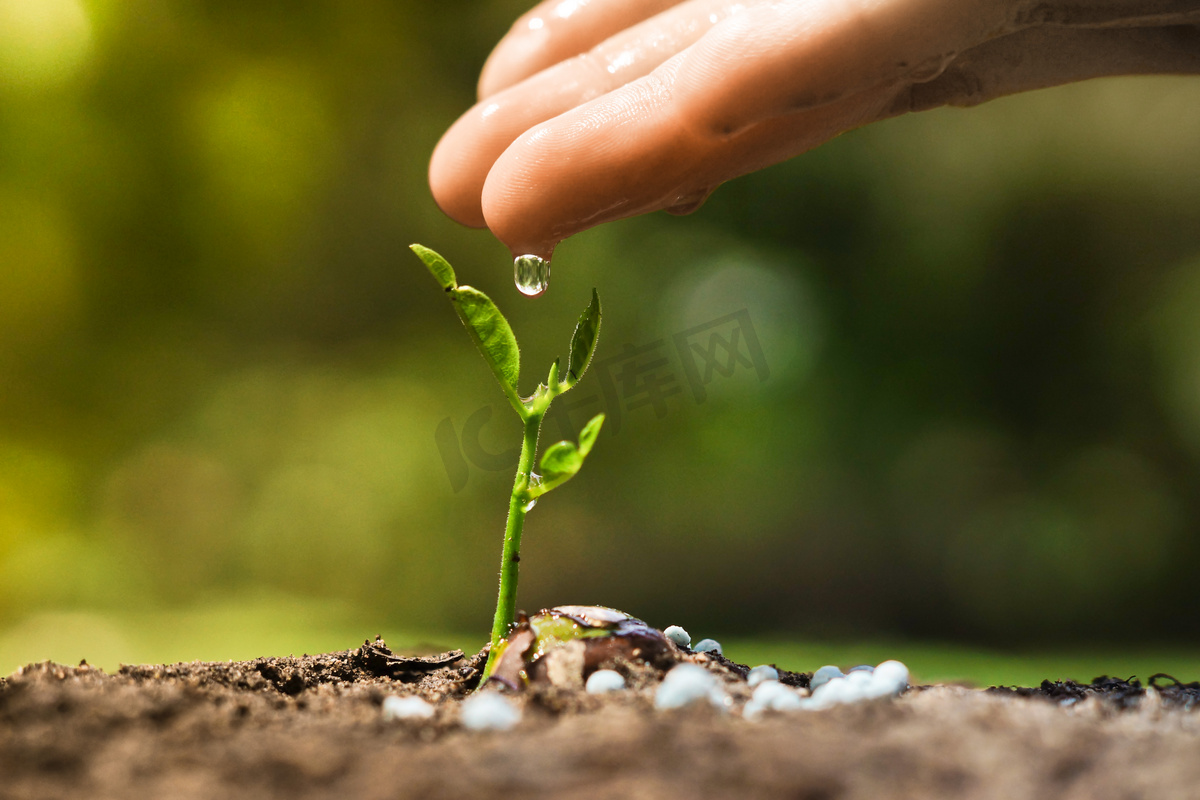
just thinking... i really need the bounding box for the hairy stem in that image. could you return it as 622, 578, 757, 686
481, 409, 543, 681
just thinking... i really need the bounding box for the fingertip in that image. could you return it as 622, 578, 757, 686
480, 63, 705, 256
429, 125, 488, 229
480, 177, 560, 261
433, 73, 582, 231
477, 122, 566, 259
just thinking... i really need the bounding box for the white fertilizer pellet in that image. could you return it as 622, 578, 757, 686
868, 660, 910, 697
804, 660, 909, 710
664, 625, 691, 648
381, 695, 434, 721
585, 669, 626, 694
846, 670, 872, 689
460, 692, 521, 731
655, 663, 727, 711
746, 665, 779, 688
743, 680, 804, 720
693, 638, 722, 656
810, 665, 844, 692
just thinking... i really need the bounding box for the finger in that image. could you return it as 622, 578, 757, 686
901, 23, 1200, 111
431, 0, 750, 227
479, 53, 902, 258
478, 0, 686, 99
672, 0, 1018, 137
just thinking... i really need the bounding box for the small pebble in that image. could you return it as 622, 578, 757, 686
664, 625, 691, 648
806, 676, 852, 709
585, 669, 626, 694
866, 660, 909, 698
381, 695, 434, 721
693, 638, 722, 656
804, 660, 910, 709
846, 669, 873, 688
655, 663, 727, 710
460, 692, 521, 731
747, 665, 779, 688
810, 665, 844, 692
744, 680, 804, 720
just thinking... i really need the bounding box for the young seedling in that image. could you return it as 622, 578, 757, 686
409, 244, 604, 683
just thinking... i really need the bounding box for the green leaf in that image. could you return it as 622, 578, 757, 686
450, 286, 520, 396
410, 244, 457, 290
540, 440, 583, 479
562, 289, 601, 390
577, 413, 605, 456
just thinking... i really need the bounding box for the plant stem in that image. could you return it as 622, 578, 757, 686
481, 409, 543, 681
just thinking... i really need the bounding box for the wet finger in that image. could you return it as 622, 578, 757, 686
478, 0, 686, 99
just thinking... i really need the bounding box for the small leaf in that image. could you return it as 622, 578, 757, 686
577, 413, 605, 457
410, 244, 457, 290
450, 286, 520, 395
540, 440, 583, 479
562, 289, 601, 390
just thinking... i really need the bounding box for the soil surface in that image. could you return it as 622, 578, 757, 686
3, 635, 1200, 800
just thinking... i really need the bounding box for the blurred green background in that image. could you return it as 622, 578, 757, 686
3, 0, 1200, 684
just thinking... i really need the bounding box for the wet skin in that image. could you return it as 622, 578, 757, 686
429, 0, 1200, 260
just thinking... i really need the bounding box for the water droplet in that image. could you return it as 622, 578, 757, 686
522, 472, 542, 512
514, 254, 550, 297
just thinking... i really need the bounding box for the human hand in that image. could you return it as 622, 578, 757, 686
430, 0, 1200, 260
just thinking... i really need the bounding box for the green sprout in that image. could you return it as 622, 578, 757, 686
409, 244, 604, 683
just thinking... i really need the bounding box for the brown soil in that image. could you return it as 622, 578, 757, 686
3, 636, 1200, 800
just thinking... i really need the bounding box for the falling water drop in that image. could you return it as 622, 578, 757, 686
523, 472, 543, 512
514, 254, 550, 297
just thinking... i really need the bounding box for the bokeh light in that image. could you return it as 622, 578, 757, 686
0, 0, 92, 91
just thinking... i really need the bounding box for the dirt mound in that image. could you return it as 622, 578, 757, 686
2, 638, 1199, 800
988, 673, 1200, 710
